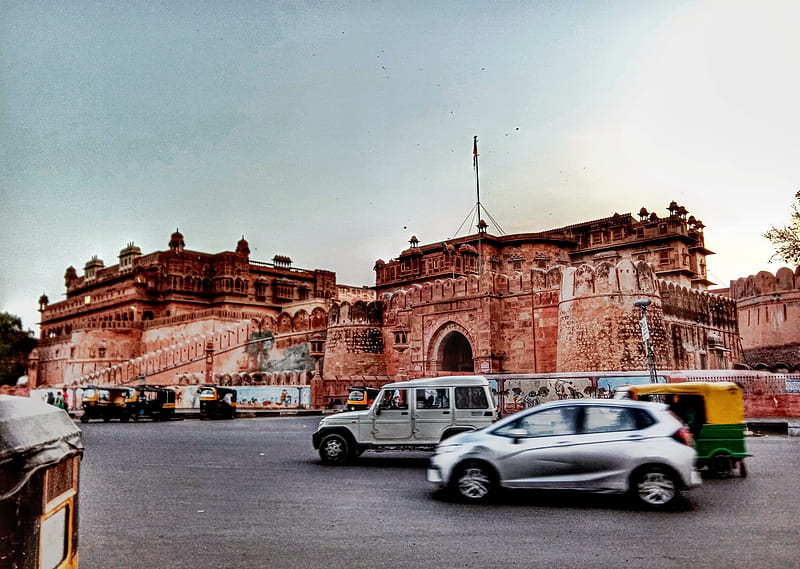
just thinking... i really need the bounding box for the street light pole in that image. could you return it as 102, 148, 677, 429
634, 299, 658, 384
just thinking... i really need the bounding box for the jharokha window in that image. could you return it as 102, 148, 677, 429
274, 282, 295, 301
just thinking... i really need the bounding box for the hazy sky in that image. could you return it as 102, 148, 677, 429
2, 0, 799, 335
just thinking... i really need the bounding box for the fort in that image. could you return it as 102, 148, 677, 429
22, 202, 799, 421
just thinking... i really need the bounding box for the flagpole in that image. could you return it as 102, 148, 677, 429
473, 135, 482, 224
473, 135, 483, 275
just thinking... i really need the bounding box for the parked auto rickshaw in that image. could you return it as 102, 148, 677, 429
198, 386, 237, 419
80, 385, 132, 422
126, 386, 177, 421
346, 385, 380, 411
619, 381, 749, 477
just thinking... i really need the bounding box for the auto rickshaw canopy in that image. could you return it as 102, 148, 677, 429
626, 381, 745, 424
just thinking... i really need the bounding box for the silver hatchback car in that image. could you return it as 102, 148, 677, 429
427, 398, 701, 509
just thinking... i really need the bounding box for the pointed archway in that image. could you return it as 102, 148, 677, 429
440, 331, 474, 372
427, 321, 476, 374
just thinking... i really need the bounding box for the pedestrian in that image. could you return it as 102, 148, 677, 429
54, 391, 65, 410
63, 390, 70, 410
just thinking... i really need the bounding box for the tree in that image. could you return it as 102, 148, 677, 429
0, 312, 38, 386
763, 190, 800, 265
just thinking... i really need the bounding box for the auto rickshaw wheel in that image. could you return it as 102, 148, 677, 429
711, 453, 735, 478
737, 459, 748, 478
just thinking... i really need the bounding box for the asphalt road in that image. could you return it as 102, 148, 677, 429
77, 416, 799, 569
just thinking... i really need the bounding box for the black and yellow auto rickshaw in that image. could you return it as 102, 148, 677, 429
80, 386, 131, 422
620, 382, 749, 477
126, 386, 177, 421
346, 386, 380, 411
198, 386, 237, 419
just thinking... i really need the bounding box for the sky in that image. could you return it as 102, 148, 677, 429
2, 0, 799, 336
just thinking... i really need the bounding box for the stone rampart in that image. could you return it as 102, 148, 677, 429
729, 267, 800, 371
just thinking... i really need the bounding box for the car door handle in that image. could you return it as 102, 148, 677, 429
400, 411, 408, 415
442, 411, 450, 415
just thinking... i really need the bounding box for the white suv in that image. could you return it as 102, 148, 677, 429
313, 376, 498, 465
427, 398, 701, 509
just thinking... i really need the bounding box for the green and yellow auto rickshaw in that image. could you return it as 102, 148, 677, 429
198, 386, 237, 419
620, 381, 749, 477
80, 386, 132, 422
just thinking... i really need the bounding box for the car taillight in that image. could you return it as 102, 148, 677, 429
672, 425, 694, 447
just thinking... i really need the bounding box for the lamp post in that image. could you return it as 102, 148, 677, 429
634, 299, 658, 384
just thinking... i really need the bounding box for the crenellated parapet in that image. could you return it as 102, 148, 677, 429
729, 267, 800, 300
378, 265, 564, 311
659, 281, 738, 332
561, 259, 658, 300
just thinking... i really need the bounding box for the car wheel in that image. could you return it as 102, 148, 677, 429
453, 461, 496, 503
319, 434, 352, 465
633, 466, 679, 509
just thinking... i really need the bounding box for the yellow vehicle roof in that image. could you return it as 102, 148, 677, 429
627, 382, 744, 424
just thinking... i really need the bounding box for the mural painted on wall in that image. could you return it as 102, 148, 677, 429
172, 385, 311, 409
596, 375, 667, 397
499, 378, 594, 415
241, 331, 315, 373
234, 386, 311, 409
174, 385, 202, 410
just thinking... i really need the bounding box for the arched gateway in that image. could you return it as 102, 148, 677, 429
431, 324, 475, 373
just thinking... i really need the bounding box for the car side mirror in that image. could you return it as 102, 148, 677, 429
508, 428, 528, 443
375, 405, 381, 416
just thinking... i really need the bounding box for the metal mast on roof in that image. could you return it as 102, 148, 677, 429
474, 135, 482, 227
474, 136, 483, 274
451, 136, 505, 276
453, 136, 506, 239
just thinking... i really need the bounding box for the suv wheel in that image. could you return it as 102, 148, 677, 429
319, 433, 352, 465
632, 466, 678, 509
453, 461, 495, 503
